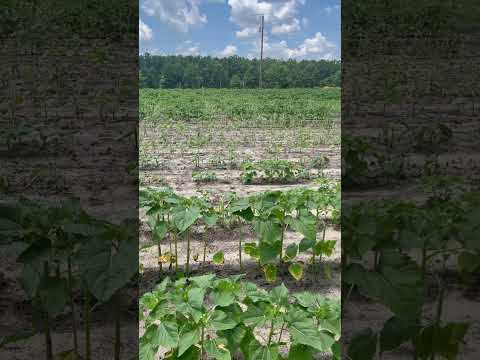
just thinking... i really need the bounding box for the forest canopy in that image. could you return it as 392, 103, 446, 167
139, 54, 341, 89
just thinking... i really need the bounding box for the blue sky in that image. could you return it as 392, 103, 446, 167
139, 0, 340, 60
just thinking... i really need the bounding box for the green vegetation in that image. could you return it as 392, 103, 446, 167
0, 198, 136, 359
140, 88, 340, 124
192, 171, 217, 183
241, 160, 310, 185
139, 55, 340, 89
140, 274, 341, 360
140, 182, 340, 283
343, 185, 478, 359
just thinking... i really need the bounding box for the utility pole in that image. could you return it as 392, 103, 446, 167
259, 14, 264, 89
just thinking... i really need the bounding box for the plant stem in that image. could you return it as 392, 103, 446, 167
279, 222, 287, 263
174, 230, 178, 272
203, 229, 208, 268
277, 322, 285, 343
239, 229, 243, 270
43, 261, 53, 360
186, 230, 191, 275
84, 287, 91, 360
200, 325, 205, 359
114, 292, 121, 360
158, 241, 163, 273
67, 257, 78, 357
421, 245, 427, 281
267, 320, 275, 346
45, 312, 53, 360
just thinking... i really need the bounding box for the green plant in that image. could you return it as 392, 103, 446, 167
0, 198, 136, 359
139, 274, 341, 360
192, 171, 217, 183
241, 160, 309, 185
342, 189, 477, 359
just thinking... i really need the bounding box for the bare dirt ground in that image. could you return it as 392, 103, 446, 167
0, 39, 139, 358
138, 119, 341, 359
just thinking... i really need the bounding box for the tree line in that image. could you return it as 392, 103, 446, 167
139, 54, 340, 89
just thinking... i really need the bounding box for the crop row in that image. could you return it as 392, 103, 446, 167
343, 186, 480, 359
140, 274, 340, 360
140, 88, 340, 124
0, 198, 137, 359
140, 179, 340, 283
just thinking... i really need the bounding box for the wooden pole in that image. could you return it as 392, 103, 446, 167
259, 15, 264, 89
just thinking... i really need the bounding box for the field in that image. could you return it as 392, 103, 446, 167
139, 88, 342, 359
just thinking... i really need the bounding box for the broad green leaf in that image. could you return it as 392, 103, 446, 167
139, 341, 156, 360
263, 264, 277, 283
286, 212, 317, 241
187, 287, 205, 309
343, 252, 423, 321
204, 213, 219, 227
284, 243, 298, 261
251, 345, 279, 360
213, 251, 225, 265
244, 242, 260, 259
204, 337, 231, 360
258, 240, 281, 265
153, 221, 168, 242
77, 237, 137, 302
287, 344, 315, 360
270, 284, 289, 305
347, 328, 376, 360
286, 309, 335, 352
298, 237, 316, 252
210, 279, 241, 307
174, 207, 201, 233
254, 220, 281, 243
190, 274, 216, 288
331, 340, 341, 360
458, 251, 480, 273
0, 329, 37, 348
219, 325, 248, 355
210, 310, 237, 331
313, 240, 336, 257
140, 293, 159, 311
380, 316, 416, 353
293, 292, 317, 308
288, 262, 304, 281
156, 320, 179, 350
242, 304, 268, 327
178, 328, 200, 357
20, 263, 42, 298
39, 277, 68, 316
415, 323, 469, 360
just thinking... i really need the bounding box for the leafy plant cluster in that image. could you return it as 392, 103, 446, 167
140, 183, 340, 282
192, 171, 218, 184
139, 88, 340, 124
0, 198, 137, 359
241, 160, 310, 185
140, 274, 341, 360
343, 124, 453, 188
342, 189, 480, 359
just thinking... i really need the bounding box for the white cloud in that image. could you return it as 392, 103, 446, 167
236, 26, 259, 38
271, 18, 300, 34
228, 0, 305, 38
142, 0, 208, 33
323, 4, 340, 15
218, 44, 238, 57
139, 20, 153, 41
249, 32, 337, 60
176, 41, 202, 56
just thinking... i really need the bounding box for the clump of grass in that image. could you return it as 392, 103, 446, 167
192, 170, 217, 183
